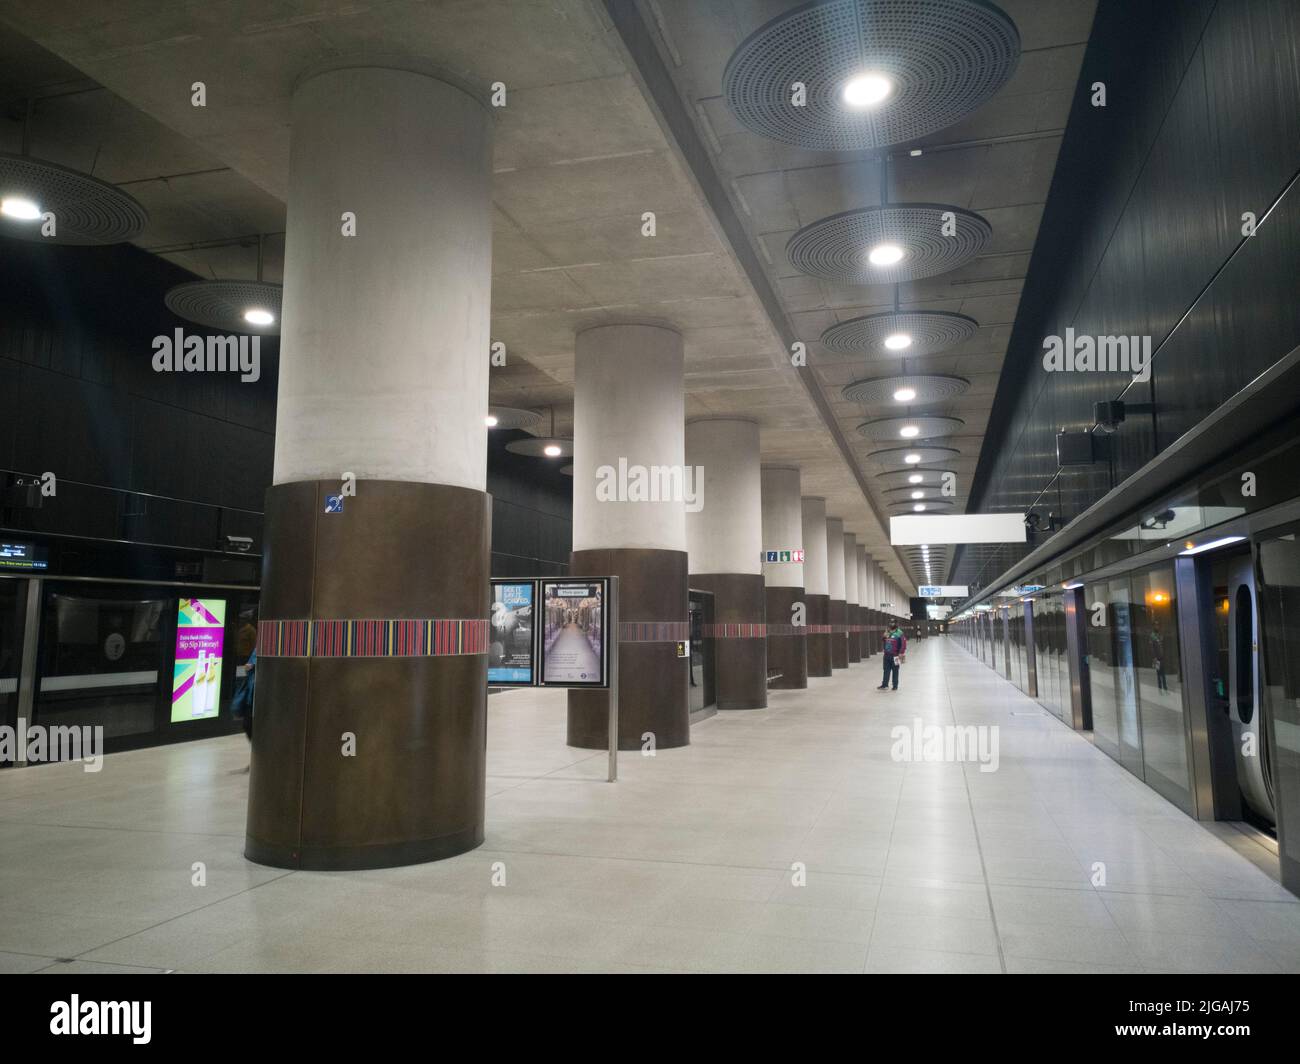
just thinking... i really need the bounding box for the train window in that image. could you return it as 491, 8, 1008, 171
1236, 585, 1254, 724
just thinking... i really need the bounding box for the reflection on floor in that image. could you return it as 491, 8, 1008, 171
2, 638, 1298, 974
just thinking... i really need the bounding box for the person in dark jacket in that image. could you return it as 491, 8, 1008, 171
877, 625, 907, 691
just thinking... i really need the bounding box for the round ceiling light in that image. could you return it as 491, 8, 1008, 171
486, 406, 544, 431
721, 0, 1021, 150
822, 310, 978, 357
165, 280, 283, 335
485, 415, 499, 427
842, 73, 893, 107
504, 437, 574, 459
0, 152, 148, 244
789, 205, 990, 285
911, 491, 925, 499
857, 416, 964, 442
883, 334, 912, 351
871, 445, 960, 467
842, 375, 970, 405
909, 474, 924, 484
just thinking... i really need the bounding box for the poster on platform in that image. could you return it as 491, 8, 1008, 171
171, 598, 227, 722
489, 581, 536, 685
540, 580, 607, 687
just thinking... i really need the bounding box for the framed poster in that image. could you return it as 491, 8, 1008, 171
488, 580, 536, 685
540, 579, 607, 687
171, 597, 227, 722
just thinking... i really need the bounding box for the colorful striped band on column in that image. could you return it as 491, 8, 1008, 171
765, 623, 808, 636
257, 618, 490, 658
618, 621, 692, 643
805, 624, 832, 635
701, 622, 767, 639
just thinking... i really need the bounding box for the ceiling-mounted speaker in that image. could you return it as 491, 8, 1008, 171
722, 0, 1020, 150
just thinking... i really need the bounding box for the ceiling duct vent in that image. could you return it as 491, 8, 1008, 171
842, 374, 969, 405
787, 204, 990, 284
722, 0, 1020, 151
165, 280, 283, 335
0, 153, 147, 245
823, 310, 977, 357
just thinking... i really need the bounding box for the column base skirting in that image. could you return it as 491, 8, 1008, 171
829, 599, 848, 669
245, 479, 490, 871
568, 547, 689, 750
764, 585, 808, 689
806, 593, 831, 677
690, 572, 767, 710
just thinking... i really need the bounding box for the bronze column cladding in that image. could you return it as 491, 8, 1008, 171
858, 607, 870, 659
247, 480, 489, 870
766, 586, 808, 689
847, 606, 861, 663
690, 572, 766, 709
568, 547, 689, 749
806, 594, 831, 676
829, 599, 848, 668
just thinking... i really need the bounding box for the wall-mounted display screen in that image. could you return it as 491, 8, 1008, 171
489, 581, 536, 685
0, 541, 48, 570
171, 597, 226, 722
541, 580, 606, 686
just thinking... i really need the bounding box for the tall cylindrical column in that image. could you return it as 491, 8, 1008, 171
762, 466, 807, 689
856, 545, 871, 659
800, 497, 831, 678
249, 60, 493, 871
686, 418, 766, 710
569, 324, 689, 749
843, 533, 861, 664
826, 517, 848, 669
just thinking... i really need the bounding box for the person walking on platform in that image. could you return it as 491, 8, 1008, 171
877, 624, 907, 691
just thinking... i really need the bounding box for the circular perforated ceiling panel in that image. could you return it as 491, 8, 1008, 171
488, 406, 544, 431
869, 444, 960, 466
504, 437, 573, 459
857, 415, 964, 441
787, 204, 990, 284
891, 499, 954, 512
722, 0, 1020, 150
165, 281, 283, 335
823, 310, 977, 356
842, 374, 969, 405
876, 467, 955, 487
0, 153, 148, 244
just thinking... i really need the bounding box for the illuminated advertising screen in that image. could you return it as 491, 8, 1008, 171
541, 580, 606, 686
489, 581, 536, 685
171, 598, 226, 722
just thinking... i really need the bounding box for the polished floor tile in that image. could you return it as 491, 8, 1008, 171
1, 637, 1294, 973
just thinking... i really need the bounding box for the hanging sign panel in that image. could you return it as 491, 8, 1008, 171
540, 579, 608, 687
891, 513, 1028, 546
488, 581, 536, 685
918, 585, 969, 598
172, 598, 226, 722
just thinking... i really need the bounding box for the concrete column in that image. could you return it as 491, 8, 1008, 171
761, 466, 806, 689
800, 497, 831, 678
569, 323, 689, 750
856, 545, 871, 659
686, 418, 766, 710
248, 60, 492, 872
843, 533, 861, 664
826, 517, 848, 669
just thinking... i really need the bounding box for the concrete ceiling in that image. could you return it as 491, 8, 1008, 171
0, 0, 1097, 592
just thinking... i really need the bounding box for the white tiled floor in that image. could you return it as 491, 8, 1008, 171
2, 636, 1298, 973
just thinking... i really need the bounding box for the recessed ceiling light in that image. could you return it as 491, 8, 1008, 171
899, 425, 920, 438
909, 149, 923, 157
842, 73, 892, 108
1, 195, 41, 220
485, 415, 499, 427
914, 503, 927, 512
884, 334, 912, 351
904, 453, 922, 464
892, 386, 917, 401
543, 444, 562, 457
911, 491, 924, 499
908, 474, 923, 484
867, 243, 905, 267
243, 308, 274, 326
